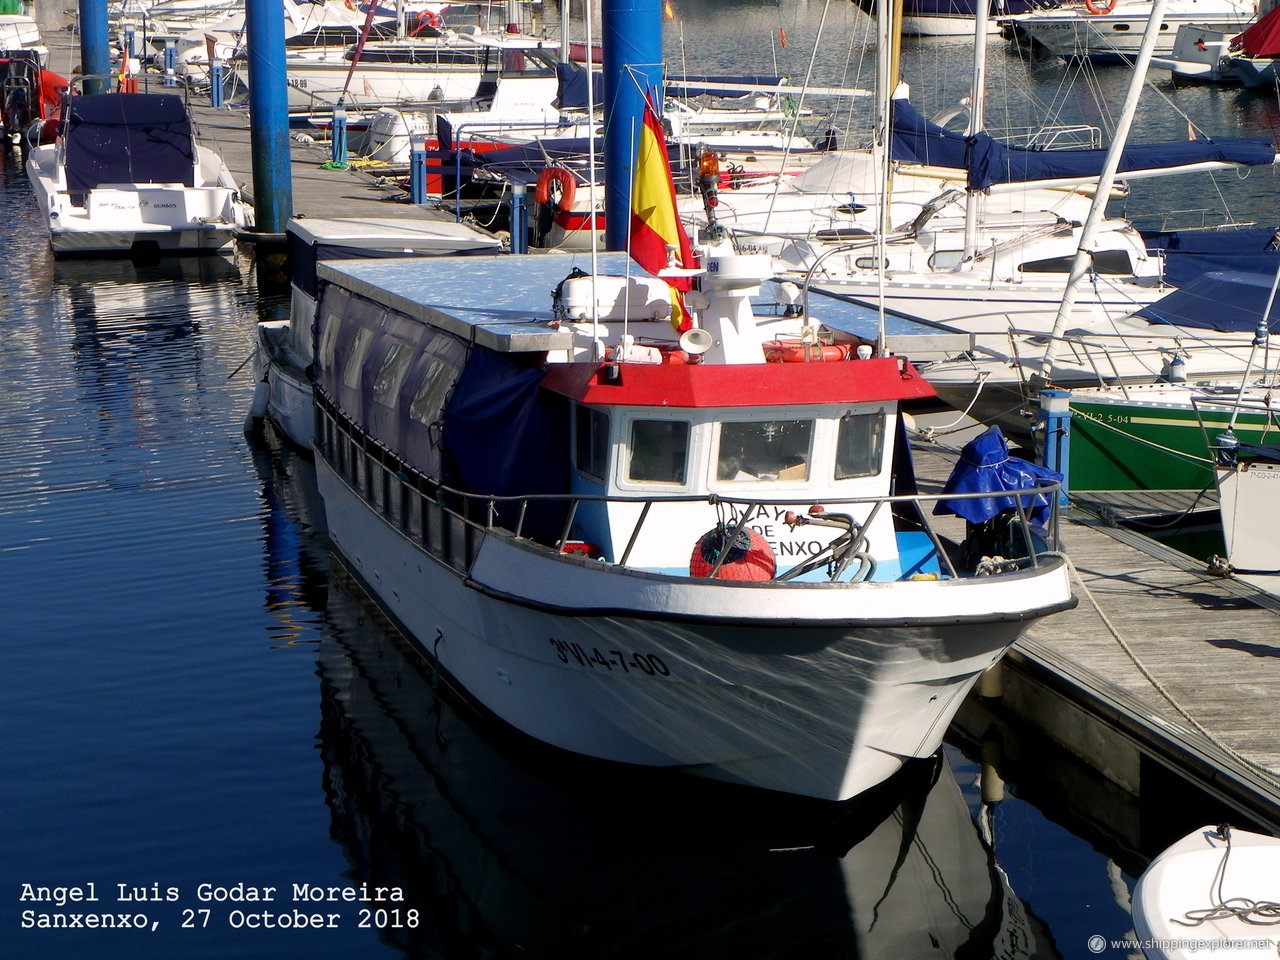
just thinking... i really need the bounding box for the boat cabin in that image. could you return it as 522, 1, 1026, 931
312, 252, 952, 587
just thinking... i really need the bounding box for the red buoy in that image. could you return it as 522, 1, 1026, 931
689, 526, 776, 581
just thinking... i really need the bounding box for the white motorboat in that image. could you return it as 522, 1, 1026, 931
24, 91, 248, 256
1150, 6, 1280, 86
230, 25, 560, 115
0, 0, 47, 65
1132, 824, 1280, 959
1004, 0, 1255, 61
304, 237, 1075, 801
249, 215, 502, 449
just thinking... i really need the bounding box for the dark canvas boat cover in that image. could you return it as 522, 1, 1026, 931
933, 426, 1062, 527
889, 98, 1276, 190
63, 93, 195, 193
1234, 5, 1280, 58
1135, 270, 1280, 333
1143, 226, 1280, 286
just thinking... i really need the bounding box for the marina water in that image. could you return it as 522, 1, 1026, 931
5, 4, 1278, 957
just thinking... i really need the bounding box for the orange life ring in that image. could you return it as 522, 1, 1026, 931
1083, 0, 1117, 14
535, 166, 576, 208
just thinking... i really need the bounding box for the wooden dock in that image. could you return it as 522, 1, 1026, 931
32, 9, 1280, 825
913, 427, 1280, 830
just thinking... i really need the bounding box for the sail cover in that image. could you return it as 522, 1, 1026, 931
63, 93, 195, 192
890, 98, 1277, 190
1135, 270, 1280, 333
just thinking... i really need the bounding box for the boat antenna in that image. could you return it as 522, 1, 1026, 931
586, 0, 602, 355
1038, 0, 1170, 382
872, 0, 901, 356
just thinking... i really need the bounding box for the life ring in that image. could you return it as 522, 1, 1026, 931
535, 166, 576, 208
1083, 0, 1117, 14
410, 9, 440, 34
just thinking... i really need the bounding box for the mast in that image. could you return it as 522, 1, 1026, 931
961, 0, 990, 261
1038, 0, 1170, 376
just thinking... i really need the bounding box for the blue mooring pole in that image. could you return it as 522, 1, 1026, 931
210, 60, 224, 107
1037, 388, 1072, 504
78, 0, 112, 96
409, 139, 427, 206
330, 105, 348, 168
246, 0, 293, 235
602, 0, 664, 251
509, 182, 528, 254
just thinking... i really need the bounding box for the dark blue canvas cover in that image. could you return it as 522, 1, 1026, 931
1143, 227, 1280, 286
934, 426, 1062, 527
1136, 270, 1280, 333
441, 347, 570, 541
64, 93, 195, 192
890, 98, 1276, 191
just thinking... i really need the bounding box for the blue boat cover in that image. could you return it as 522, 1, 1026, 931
889, 98, 1276, 191
441, 347, 570, 541
1136, 270, 1280, 333
934, 426, 1062, 526
1143, 227, 1280, 286
63, 93, 195, 192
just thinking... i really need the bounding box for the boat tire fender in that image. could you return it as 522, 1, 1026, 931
536, 166, 576, 208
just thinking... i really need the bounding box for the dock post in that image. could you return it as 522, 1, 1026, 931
1037, 388, 1071, 503
509, 181, 528, 253
330, 105, 348, 169
210, 59, 224, 108
77, 0, 113, 96
246, 0, 294, 235
410, 139, 427, 206
163, 42, 176, 86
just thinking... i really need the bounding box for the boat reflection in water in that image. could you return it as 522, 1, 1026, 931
312, 574, 1044, 959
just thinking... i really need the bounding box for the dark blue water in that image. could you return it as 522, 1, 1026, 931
3, 8, 1275, 958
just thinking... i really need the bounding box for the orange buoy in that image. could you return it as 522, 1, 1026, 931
689, 526, 776, 581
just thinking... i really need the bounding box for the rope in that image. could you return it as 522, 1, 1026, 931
1053, 551, 1280, 790
1172, 825, 1280, 928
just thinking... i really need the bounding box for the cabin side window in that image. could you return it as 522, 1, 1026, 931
716, 420, 813, 482
1019, 250, 1133, 275
575, 405, 610, 481
628, 420, 689, 485
372, 342, 413, 408
835, 412, 885, 479
343, 328, 374, 390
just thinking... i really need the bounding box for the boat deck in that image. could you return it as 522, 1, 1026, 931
913, 430, 1280, 828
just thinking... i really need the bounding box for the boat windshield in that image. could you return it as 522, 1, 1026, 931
716, 420, 813, 483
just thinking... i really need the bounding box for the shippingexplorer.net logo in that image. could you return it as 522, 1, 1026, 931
1087, 933, 1276, 953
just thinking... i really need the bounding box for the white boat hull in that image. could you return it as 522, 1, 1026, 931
252, 320, 315, 449
315, 456, 1072, 801
1133, 825, 1280, 960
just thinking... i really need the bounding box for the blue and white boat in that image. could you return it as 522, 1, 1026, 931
24, 91, 248, 256
303, 242, 1076, 800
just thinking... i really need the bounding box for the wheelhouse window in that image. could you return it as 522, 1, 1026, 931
628, 419, 689, 484
835, 412, 885, 479
575, 405, 610, 481
717, 420, 813, 482
372, 342, 412, 407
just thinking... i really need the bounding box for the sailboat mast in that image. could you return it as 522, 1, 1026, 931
1039, 0, 1170, 375
961, 0, 990, 261
875, 0, 904, 351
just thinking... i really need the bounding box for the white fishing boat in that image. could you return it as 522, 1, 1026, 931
24, 91, 248, 256
249, 215, 502, 449
1132, 824, 1280, 959
1004, 0, 1255, 61
304, 233, 1076, 801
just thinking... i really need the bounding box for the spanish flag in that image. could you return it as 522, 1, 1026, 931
663, 0, 675, 20
630, 97, 698, 331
